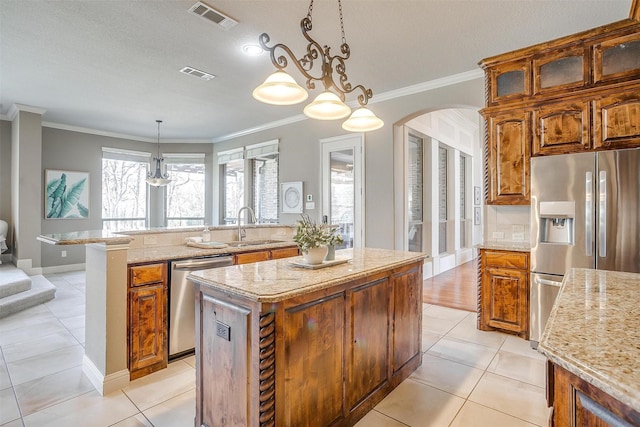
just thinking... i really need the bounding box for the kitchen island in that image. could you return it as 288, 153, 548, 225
188, 248, 427, 427
539, 268, 640, 426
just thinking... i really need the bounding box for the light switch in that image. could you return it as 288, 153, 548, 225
305, 202, 315, 210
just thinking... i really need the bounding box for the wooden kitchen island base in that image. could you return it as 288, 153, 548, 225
189, 249, 425, 427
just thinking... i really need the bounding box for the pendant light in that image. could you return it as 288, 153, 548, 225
146, 120, 171, 187
252, 0, 384, 132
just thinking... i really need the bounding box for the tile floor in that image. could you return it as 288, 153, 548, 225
0, 271, 549, 426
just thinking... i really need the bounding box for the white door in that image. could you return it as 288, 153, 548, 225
321, 134, 365, 248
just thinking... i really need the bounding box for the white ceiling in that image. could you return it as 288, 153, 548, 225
0, 0, 633, 142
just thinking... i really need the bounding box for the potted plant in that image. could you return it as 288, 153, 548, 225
293, 214, 331, 264
325, 226, 343, 261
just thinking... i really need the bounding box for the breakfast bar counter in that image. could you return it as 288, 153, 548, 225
188, 247, 427, 427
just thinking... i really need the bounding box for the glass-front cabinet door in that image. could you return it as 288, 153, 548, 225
594, 33, 640, 83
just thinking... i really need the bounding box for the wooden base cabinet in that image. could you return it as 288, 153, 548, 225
128, 262, 168, 380
547, 362, 640, 426
478, 249, 530, 339
194, 261, 423, 427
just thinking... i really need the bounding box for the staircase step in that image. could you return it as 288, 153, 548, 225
0, 275, 56, 319
0, 265, 32, 298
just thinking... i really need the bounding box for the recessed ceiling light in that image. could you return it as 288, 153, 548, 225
242, 44, 263, 56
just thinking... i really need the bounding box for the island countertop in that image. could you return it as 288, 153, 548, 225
538, 268, 640, 412
188, 247, 427, 303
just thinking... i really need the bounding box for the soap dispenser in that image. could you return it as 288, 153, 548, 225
202, 226, 211, 243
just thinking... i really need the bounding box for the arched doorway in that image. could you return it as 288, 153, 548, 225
393, 107, 483, 278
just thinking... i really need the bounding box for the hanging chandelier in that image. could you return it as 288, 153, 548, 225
252, 0, 384, 132
146, 120, 171, 187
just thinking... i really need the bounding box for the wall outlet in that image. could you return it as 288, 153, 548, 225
143, 236, 157, 245
512, 224, 525, 233
492, 231, 505, 239
306, 194, 313, 202
61, 250, 67, 258
512, 232, 525, 241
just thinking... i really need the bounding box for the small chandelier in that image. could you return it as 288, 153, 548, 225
146, 120, 171, 187
252, 0, 383, 132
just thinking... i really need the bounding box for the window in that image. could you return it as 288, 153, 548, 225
165, 154, 206, 227
102, 148, 149, 231
459, 154, 469, 248
251, 154, 279, 223
218, 140, 279, 225
222, 158, 244, 225
438, 145, 448, 254
407, 134, 424, 252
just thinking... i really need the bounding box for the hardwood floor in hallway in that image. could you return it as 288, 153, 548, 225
423, 259, 478, 312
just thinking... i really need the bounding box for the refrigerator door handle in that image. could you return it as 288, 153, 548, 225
598, 170, 607, 258
585, 171, 593, 257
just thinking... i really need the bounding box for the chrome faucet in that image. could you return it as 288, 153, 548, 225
237, 206, 256, 241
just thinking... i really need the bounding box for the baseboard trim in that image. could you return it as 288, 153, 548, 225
41, 263, 86, 274
82, 355, 130, 396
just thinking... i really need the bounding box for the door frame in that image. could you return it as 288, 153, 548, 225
320, 134, 365, 248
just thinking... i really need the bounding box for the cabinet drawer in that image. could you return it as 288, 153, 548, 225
270, 247, 299, 260
235, 250, 270, 265
483, 251, 529, 270
130, 263, 166, 287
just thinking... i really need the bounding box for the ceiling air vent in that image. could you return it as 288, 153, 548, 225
188, 1, 238, 30
180, 66, 216, 81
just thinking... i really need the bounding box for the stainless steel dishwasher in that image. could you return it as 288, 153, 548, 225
169, 255, 233, 358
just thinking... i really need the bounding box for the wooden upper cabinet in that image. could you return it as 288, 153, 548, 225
489, 61, 531, 104
533, 48, 588, 95
487, 112, 530, 204
593, 91, 640, 149
533, 100, 591, 156
594, 32, 640, 84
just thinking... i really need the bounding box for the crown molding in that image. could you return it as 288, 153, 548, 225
7, 104, 47, 121
212, 114, 308, 143
42, 121, 211, 144
212, 68, 483, 143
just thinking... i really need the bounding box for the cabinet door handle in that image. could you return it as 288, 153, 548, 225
585, 171, 593, 257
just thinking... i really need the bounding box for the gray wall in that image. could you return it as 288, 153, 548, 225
38, 127, 213, 268
214, 78, 485, 249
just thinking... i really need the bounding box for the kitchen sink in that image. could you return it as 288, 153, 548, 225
226, 239, 285, 247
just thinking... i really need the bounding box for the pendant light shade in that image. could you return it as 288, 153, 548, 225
252, 70, 308, 105
146, 120, 171, 187
303, 91, 351, 120
342, 107, 384, 132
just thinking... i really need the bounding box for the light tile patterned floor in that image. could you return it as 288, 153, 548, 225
0, 271, 549, 426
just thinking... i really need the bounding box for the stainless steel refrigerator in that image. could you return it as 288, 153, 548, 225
529, 147, 640, 347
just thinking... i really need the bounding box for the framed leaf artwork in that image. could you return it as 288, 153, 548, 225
45, 170, 90, 219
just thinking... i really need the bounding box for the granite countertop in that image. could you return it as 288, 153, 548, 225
188, 247, 427, 303
538, 268, 640, 412
479, 241, 530, 252
127, 240, 297, 264
37, 230, 133, 246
